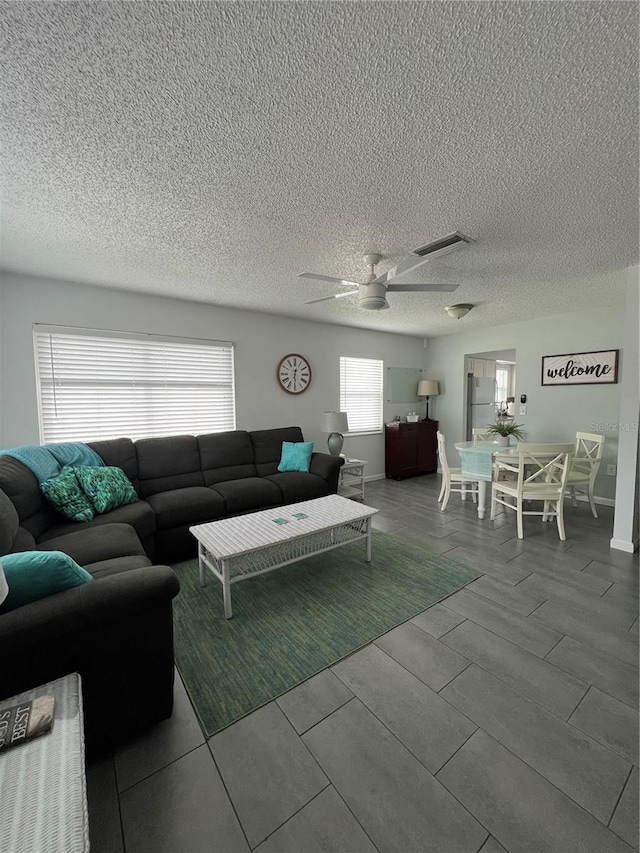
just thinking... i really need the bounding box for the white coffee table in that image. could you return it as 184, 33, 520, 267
190, 494, 379, 618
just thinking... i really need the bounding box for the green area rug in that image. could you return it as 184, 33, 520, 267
172, 532, 481, 736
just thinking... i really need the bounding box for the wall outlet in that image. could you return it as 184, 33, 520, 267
519, 404, 527, 415
607, 464, 617, 476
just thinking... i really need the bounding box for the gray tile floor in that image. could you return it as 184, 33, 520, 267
87, 477, 639, 853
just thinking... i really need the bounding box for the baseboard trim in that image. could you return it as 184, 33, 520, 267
610, 537, 638, 553
365, 473, 386, 483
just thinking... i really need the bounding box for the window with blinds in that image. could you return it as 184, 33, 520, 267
33, 326, 236, 443
339, 355, 384, 434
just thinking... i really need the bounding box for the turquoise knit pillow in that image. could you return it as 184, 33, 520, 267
41, 466, 95, 522
74, 465, 138, 514
277, 441, 314, 473
0, 550, 93, 613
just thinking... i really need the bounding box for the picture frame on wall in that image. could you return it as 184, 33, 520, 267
541, 349, 619, 386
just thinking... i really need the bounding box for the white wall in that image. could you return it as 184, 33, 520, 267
611, 266, 639, 552
1, 270, 633, 505
0, 272, 426, 477
423, 303, 627, 503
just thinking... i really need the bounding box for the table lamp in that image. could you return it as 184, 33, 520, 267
321, 411, 349, 456
417, 380, 439, 421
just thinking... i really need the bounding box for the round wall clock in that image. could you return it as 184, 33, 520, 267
277, 353, 312, 394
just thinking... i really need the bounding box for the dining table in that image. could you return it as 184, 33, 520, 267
454, 440, 520, 519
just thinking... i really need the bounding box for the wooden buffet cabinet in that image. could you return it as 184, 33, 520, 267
385, 420, 439, 480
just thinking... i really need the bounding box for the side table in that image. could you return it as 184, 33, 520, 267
0, 673, 89, 853
338, 458, 368, 501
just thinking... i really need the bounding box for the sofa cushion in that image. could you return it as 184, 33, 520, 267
136, 435, 204, 498
88, 438, 139, 492
41, 466, 96, 522
0, 456, 57, 540
37, 500, 156, 550
250, 427, 305, 476
0, 550, 93, 613
84, 555, 153, 580
278, 441, 314, 473
211, 478, 283, 515
0, 487, 20, 554
145, 487, 227, 530
75, 465, 138, 514
265, 472, 330, 503
38, 522, 147, 566
198, 431, 257, 485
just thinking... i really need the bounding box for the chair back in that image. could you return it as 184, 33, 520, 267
572, 432, 604, 478
515, 443, 574, 494
436, 431, 451, 477
472, 428, 493, 443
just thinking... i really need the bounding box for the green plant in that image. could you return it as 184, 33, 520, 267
485, 420, 525, 439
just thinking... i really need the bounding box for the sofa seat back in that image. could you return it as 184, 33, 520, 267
0, 487, 37, 554
136, 435, 205, 498
0, 456, 59, 541
198, 431, 258, 485
88, 438, 139, 492
250, 426, 305, 476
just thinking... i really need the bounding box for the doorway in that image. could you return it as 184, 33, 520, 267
465, 349, 517, 440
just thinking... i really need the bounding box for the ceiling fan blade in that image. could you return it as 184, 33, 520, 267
304, 290, 358, 304
387, 283, 459, 292
298, 272, 362, 288
372, 254, 436, 285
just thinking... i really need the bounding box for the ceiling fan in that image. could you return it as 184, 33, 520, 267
299, 232, 474, 311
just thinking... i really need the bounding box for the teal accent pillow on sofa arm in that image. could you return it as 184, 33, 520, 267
0, 550, 93, 613
277, 441, 314, 473
41, 466, 96, 522
74, 465, 138, 514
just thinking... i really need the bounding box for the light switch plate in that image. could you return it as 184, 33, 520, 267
519, 404, 527, 415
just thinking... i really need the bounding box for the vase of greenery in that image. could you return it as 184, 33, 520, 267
485, 420, 525, 447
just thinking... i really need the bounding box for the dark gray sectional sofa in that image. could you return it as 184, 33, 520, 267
0, 426, 342, 751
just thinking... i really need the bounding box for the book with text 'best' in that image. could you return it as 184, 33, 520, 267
0, 696, 55, 752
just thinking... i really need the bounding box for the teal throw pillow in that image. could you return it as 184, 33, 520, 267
0, 550, 93, 613
277, 441, 314, 473
41, 466, 95, 522
74, 465, 138, 514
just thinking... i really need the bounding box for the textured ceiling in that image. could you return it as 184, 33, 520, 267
0, 1, 637, 337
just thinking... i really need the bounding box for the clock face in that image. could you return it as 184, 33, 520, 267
277, 353, 312, 394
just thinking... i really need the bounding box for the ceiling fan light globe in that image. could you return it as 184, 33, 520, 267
359, 281, 389, 310
359, 296, 390, 310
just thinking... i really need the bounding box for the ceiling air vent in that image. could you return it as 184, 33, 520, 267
411, 232, 474, 259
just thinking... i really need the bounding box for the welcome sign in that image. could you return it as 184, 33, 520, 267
541, 350, 619, 386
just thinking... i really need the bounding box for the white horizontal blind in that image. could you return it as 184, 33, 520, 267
34, 326, 236, 443
339, 356, 384, 434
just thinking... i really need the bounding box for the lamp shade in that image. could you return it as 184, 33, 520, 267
417, 380, 439, 397
320, 411, 349, 433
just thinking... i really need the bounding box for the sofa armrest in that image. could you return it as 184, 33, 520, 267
0, 565, 179, 649
309, 452, 344, 492
0, 566, 180, 752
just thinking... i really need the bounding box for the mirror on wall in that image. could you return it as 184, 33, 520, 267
465, 349, 517, 440
386, 367, 423, 403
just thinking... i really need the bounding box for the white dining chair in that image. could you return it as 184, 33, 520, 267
490, 443, 574, 540
566, 431, 604, 518
472, 428, 493, 443
437, 431, 478, 511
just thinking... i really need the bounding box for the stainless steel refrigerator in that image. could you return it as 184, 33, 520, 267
467, 376, 497, 436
